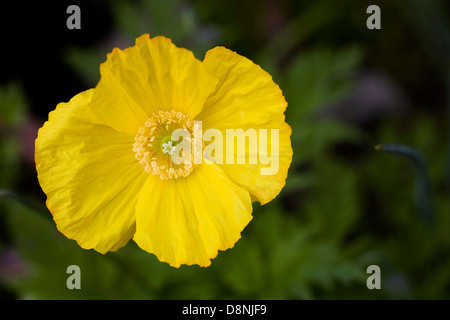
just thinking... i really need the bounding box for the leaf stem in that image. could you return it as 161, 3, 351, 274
375, 143, 435, 226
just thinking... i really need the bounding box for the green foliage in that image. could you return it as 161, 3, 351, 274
284, 46, 363, 123
1, 45, 374, 299
0, 83, 27, 188
217, 204, 366, 299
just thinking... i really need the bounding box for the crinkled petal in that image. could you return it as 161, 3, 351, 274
90, 34, 218, 135
35, 89, 148, 253
198, 47, 292, 204
133, 163, 252, 267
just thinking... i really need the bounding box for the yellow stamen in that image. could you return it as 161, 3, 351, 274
133, 110, 199, 180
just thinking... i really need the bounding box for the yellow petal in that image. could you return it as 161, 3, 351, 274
133, 163, 252, 267
198, 47, 292, 204
35, 89, 148, 253
90, 34, 218, 135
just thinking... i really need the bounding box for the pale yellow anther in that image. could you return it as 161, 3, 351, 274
133, 110, 200, 180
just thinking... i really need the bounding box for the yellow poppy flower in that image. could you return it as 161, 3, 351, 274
35, 34, 292, 267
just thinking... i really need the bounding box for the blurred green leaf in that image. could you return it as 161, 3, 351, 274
64, 48, 104, 87
290, 119, 363, 162
217, 204, 365, 299
3, 200, 156, 299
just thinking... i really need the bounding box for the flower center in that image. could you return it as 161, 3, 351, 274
133, 110, 196, 180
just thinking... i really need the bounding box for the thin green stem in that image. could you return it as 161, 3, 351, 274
375, 143, 435, 226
